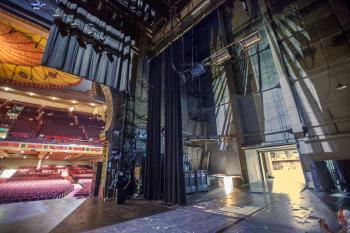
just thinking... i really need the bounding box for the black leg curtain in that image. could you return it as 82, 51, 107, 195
144, 56, 163, 200
145, 43, 186, 205
164, 43, 186, 205
41, 0, 133, 91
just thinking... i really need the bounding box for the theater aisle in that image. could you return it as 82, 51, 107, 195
0, 198, 85, 233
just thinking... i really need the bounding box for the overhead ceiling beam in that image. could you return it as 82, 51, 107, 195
104, 0, 154, 34
150, 0, 226, 55
144, 0, 171, 19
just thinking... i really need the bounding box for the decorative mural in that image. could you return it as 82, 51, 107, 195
0, 21, 81, 88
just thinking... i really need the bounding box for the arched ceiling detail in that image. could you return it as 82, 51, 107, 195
0, 19, 80, 88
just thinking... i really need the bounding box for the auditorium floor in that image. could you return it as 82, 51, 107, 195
0, 182, 347, 233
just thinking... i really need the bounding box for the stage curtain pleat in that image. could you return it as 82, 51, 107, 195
144, 42, 186, 205
164, 42, 186, 205
41, 0, 133, 91
144, 56, 163, 200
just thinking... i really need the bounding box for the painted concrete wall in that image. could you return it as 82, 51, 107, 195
215, 0, 350, 188
186, 146, 202, 171
245, 149, 263, 183
273, 0, 350, 189
207, 140, 242, 176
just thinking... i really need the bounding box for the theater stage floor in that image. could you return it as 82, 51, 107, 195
0, 183, 346, 233
0, 198, 85, 233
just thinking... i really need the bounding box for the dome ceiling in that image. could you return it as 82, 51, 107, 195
0, 18, 80, 88
0, 63, 81, 88
0, 22, 43, 66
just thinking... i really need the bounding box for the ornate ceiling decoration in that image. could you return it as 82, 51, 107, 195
0, 19, 81, 88
0, 22, 43, 66
0, 63, 81, 88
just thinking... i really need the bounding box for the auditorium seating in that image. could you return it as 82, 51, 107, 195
0, 167, 74, 203
9, 119, 39, 138
0, 165, 94, 202
9, 167, 62, 181
69, 166, 93, 179
0, 179, 74, 203
74, 178, 92, 197
0, 102, 16, 126
0, 100, 104, 146
41, 123, 84, 140
70, 166, 93, 197
7, 103, 41, 137
85, 126, 103, 141
76, 111, 103, 124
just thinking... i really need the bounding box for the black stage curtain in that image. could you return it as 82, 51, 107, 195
144, 3, 223, 206
42, 0, 133, 91
145, 43, 186, 205
164, 43, 186, 205
144, 56, 163, 200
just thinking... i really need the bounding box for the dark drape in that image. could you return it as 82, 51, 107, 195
41, 0, 133, 91
164, 43, 186, 205
310, 160, 334, 192
144, 3, 224, 206
144, 56, 163, 200
144, 43, 186, 205
333, 160, 350, 192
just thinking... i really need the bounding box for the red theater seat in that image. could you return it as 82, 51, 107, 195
74, 178, 92, 197
0, 100, 104, 146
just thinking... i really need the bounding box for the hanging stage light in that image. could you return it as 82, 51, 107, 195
239, 31, 261, 49
218, 137, 229, 151
190, 64, 206, 77
211, 48, 231, 65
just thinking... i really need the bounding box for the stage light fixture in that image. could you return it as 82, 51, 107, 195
212, 48, 231, 65
239, 31, 261, 49
190, 64, 206, 78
